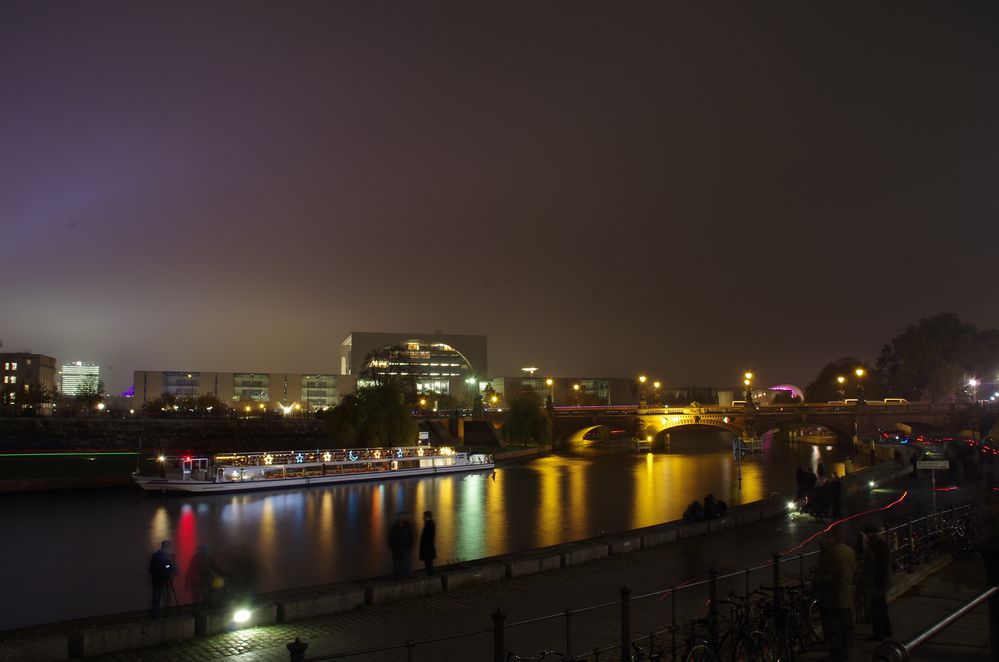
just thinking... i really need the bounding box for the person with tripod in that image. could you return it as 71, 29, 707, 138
149, 540, 178, 618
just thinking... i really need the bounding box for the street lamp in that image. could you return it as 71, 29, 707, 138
638, 375, 647, 406
969, 378, 979, 404
855, 368, 866, 403
572, 383, 581, 406
653, 381, 661, 405
743, 372, 753, 404
836, 376, 846, 400
545, 378, 554, 409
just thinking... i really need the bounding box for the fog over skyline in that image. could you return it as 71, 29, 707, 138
3, 2, 999, 393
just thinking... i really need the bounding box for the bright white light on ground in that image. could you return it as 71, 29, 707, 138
787, 501, 796, 510
869, 480, 876, 488
233, 609, 251, 623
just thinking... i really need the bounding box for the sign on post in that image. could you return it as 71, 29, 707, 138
916, 460, 949, 470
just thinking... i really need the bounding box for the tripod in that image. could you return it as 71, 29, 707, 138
166, 575, 179, 612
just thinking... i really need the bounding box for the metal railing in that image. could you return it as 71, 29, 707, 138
287, 504, 974, 662
871, 585, 997, 662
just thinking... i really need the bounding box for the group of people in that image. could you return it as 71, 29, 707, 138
813, 525, 893, 661
387, 510, 437, 579
682, 493, 728, 523
795, 461, 844, 518
148, 541, 257, 618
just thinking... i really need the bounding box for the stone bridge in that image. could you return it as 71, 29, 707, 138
550, 402, 965, 448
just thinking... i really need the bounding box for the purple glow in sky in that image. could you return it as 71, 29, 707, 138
2, 2, 999, 388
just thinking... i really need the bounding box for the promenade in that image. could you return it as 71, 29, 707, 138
64, 470, 989, 662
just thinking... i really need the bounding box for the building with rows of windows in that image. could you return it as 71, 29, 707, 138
132, 371, 339, 411
1, 352, 58, 413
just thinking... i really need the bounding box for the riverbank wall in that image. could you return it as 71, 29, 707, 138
0, 459, 913, 661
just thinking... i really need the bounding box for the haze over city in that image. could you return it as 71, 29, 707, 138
3, 2, 999, 389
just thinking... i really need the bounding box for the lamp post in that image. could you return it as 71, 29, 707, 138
744, 372, 753, 405
638, 375, 647, 407
855, 367, 865, 404
546, 378, 554, 408
836, 376, 846, 400
969, 378, 979, 405
653, 381, 661, 406
572, 383, 581, 406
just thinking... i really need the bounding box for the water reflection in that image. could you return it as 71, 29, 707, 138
2, 428, 853, 630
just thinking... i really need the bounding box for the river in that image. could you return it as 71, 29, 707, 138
0, 429, 852, 630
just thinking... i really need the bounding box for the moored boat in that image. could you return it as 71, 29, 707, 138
133, 445, 493, 494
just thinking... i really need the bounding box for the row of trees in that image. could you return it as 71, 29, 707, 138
805, 313, 999, 403
0, 377, 107, 417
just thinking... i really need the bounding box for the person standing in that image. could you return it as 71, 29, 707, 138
185, 545, 223, 613
813, 527, 856, 662
148, 540, 177, 618
419, 511, 437, 575
866, 527, 893, 640
387, 512, 415, 580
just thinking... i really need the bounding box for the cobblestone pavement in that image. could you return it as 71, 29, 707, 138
82, 476, 971, 662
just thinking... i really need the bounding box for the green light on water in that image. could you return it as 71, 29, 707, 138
0, 452, 139, 458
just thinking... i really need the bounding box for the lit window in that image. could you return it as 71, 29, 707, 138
2, 376, 6, 383
11, 362, 16, 370
2, 363, 7, 370
10, 376, 16, 384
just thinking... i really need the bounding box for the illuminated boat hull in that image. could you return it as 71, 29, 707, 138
133, 446, 494, 494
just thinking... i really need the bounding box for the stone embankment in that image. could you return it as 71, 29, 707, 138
0, 459, 913, 661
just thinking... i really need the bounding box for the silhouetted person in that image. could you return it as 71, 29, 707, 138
185, 545, 223, 613
814, 527, 856, 662
796, 464, 808, 500
149, 540, 177, 618
387, 512, 415, 579
419, 511, 437, 575
683, 500, 705, 524
703, 493, 725, 519
865, 527, 892, 640
830, 474, 844, 519
817, 460, 826, 481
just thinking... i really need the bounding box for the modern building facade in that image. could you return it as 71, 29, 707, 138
60, 361, 100, 396
133, 371, 339, 411
488, 376, 636, 407
340, 331, 487, 396
1, 352, 58, 412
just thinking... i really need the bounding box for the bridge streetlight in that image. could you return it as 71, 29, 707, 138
653, 381, 661, 406
638, 375, 647, 407
545, 378, 554, 409
836, 376, 846, 400
743, 372, 753, 405
969, 378, 979, 404
854, 368, 866, 404
572, 383, 581, 406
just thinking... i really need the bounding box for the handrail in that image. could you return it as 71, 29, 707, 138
872, 585, 998, 661
904, 585, 997, 651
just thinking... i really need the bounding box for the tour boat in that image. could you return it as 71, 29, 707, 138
133, 445, 494, 494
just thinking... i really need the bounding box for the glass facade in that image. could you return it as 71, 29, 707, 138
360, 342, 472, 395
162, 372, 199, 398
301, 375, 337, 409
60, 361, 100, 396
233, 373, 270, 402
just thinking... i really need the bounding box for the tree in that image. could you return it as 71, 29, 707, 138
804, 357, 880, 403
322, 383, 417, 448
876, 313, 981, 401
74, 377, 106, 415
501, 390, 551, 447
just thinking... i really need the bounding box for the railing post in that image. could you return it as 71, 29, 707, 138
799, 553, 805, 589
287, 637, 308, 662
565, 609, 573, 659
745, 567, 751, 598
405, 639, 415, 662
773, 553, 784, 646
709, 568, 718, 648
980, 541, 999, 662
670, 587, 677, 659
907, 518, 915, 573
620, 586, 632, 661
493, 609, 506, 662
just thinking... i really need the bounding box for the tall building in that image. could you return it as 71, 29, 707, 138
1, 352, 58, 413
60, 361, 101, 396
340, 331, 487, 396
132, 371, 339, 411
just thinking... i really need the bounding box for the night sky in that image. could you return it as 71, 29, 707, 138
3, 2, 999, 393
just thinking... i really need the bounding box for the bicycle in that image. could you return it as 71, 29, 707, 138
712, 591, 776, 662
